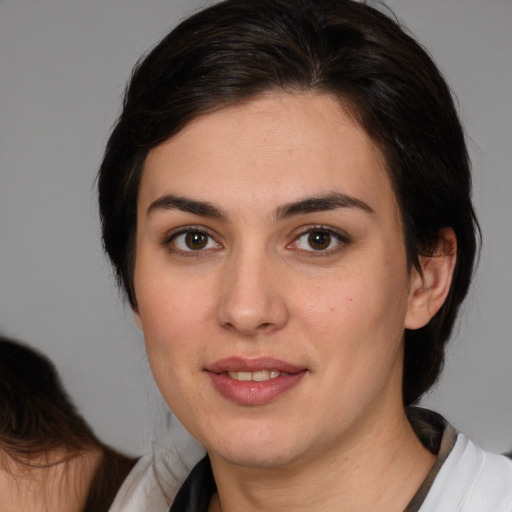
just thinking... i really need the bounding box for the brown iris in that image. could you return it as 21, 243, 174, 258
185, 232, 208, 250
308, 231, 331, 250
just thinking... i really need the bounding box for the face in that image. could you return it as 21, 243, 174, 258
134, 93, 420, 469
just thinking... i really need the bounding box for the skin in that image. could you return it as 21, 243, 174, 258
133, 92, 456, 511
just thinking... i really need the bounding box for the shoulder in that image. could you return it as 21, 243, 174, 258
421, 432, 512, 512
108, 441, 206, 512
107, 453, 170, 512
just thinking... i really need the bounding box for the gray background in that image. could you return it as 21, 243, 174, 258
1, 0, 511, 456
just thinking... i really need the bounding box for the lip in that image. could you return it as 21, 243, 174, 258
205, 357, 307, 406
207, 357, 305, 374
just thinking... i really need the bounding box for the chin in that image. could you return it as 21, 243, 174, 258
203, 423, 310, 469
213, 444, 300, 469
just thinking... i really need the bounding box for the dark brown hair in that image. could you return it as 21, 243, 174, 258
98, 0, 479, 405
0, 337, 137, 511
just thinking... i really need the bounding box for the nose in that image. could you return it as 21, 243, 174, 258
216, 246, 289, 336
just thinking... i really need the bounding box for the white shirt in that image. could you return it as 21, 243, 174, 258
418, 432, 512, 511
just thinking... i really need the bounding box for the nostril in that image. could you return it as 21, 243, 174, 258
216, 284, 289, 334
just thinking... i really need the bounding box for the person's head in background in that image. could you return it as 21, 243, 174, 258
0, 336, 137, 512
98, 0, 479, 509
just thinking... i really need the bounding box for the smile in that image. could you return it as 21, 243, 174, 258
206, 358, 307, 405
227, 370, 283, 381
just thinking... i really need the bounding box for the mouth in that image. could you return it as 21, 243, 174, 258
205, 357, 307, 405
226, 370, 285, 382
207, 356, 305, 375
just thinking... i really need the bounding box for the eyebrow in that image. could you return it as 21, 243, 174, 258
147, 191, 374, 221
147, 194, 228, 219
274, 192, 374, 220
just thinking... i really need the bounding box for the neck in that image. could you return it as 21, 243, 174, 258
0, 448, 102, 512
209, 407, 435, 512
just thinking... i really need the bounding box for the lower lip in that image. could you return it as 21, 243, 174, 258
207, 371, 306, 405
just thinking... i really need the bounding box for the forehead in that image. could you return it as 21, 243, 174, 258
139, 92, 397, 222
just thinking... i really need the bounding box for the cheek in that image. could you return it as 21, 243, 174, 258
135, 275, 212, 412
292, 257, 410, 357
137, 283, 211, 350
133, 255, 216, 367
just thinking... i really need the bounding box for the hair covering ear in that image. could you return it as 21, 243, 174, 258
405, 228, 457, 330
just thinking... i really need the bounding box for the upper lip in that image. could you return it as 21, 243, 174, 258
206, 357, 306, 374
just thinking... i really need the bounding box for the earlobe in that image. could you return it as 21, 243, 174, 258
404, 227, 457, 330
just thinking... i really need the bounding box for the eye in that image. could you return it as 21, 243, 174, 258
169, 229, 221, 252
291, 227, 349, 253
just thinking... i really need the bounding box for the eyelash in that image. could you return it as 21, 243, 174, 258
162, 225, 221, 255
288, 225, 351, 256
161, 225, 351, 256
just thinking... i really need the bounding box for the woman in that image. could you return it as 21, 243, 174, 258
99, 0, 512, 510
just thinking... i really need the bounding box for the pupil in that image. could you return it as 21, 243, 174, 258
185, 232, 207, 250
308, 231, 330, 250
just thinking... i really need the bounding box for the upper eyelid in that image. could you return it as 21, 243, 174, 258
160, 224, 350, 249
161, 225, 222, 249
291, 224, 351, 241
164, 224, 217, 239
159, 227, 223, 258
287, 226, 351, 255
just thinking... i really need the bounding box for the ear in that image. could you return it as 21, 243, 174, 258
405, 227, 457, 330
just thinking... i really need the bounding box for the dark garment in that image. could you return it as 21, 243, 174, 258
403, 408, 457, 511
170, 455, 216, 512
169, 407, 457, 512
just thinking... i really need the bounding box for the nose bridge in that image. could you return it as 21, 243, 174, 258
217, 241, 288, 335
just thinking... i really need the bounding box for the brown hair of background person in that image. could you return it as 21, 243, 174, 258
97, 0, 479, 407
0, 336, 138, 512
